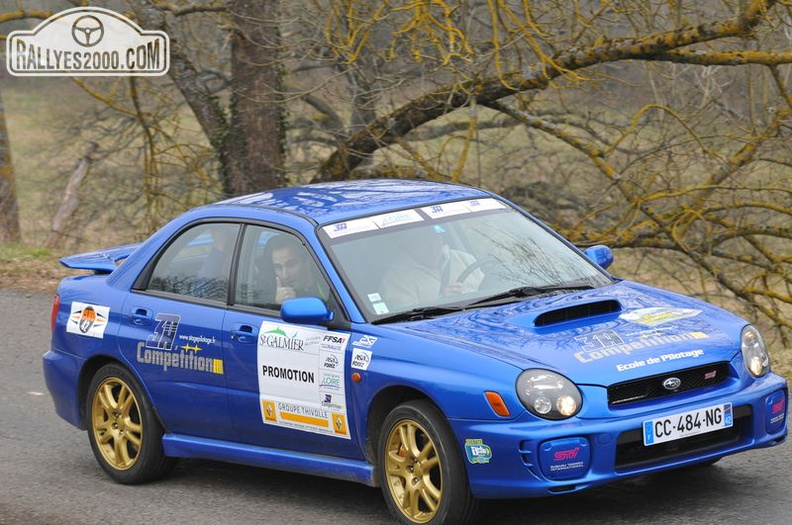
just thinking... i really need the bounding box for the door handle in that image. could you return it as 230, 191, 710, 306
130, 307, 152, 326
231, 323, 257, 344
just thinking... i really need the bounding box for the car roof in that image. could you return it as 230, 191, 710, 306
212, 179, 493, 225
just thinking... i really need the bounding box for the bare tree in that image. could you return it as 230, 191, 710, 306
128, 0, 286, 196
304, 0, 792, 344
0, 83, 20, 242
1, 0, 790, 345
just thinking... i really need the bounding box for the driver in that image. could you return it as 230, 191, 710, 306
381, 226, 484, 308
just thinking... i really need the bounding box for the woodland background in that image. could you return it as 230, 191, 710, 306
0, 0, 790, 373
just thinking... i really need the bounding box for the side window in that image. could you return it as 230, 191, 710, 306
147, 223, 239, 302
235, 226, 330, 310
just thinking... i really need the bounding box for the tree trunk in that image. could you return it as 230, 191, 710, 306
45, 142, 99, 249
0, 84, 20, 242
225, 0, 286, 195
129, 0, 286, 198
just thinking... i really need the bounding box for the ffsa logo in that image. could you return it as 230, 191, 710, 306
7, 6, 169, 76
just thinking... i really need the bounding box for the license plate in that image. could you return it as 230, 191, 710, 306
643, 403, 733, 446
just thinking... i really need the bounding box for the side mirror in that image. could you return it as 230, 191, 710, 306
280, 297, 334, 325
584, 245, 614, 270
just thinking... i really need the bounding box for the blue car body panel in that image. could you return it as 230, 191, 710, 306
43, 179, 787, 498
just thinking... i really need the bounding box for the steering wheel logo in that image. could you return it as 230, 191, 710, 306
71, 15, 104, 47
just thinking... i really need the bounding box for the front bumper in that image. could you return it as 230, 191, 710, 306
450, 372, 787, 499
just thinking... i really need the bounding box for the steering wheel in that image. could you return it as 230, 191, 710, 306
456, 255, 502, 284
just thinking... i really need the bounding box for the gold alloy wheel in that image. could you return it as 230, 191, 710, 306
384, 419, 443, 523
91, 377, 143, 471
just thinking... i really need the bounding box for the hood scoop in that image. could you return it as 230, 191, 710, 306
534, 299, 622, 328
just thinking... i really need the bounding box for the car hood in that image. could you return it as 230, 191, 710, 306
389, 281, 744, 386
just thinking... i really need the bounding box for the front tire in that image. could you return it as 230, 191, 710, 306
86, 363, 175, 484
378, 400, 479, 525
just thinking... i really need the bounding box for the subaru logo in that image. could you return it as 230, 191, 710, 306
662, 377, 682, 391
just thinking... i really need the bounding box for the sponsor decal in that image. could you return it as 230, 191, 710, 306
321, 352, 340, 370
354, 335, 378, 348
574, 328, 709, 364
323, 200, 504, 238
261, 365, 315, 383
66, 301, 110, 338
539, 438, 590, 480
257, 322, 351, 439
465, 198, 505, 211
137, 313, 223, 375
372, 302, 390, 315
177, 334, 217, 346
146, 313, 180, 351
371, 209, 423, 229
321, 393, 343, 410
351, 349, 373, 370
614, 349, 705, 372
768, 393, 786, 429
333, 413, 348, 435
464, 439, 492, 464
548, 457, 585, 474
422, 202, 473, 219
319, 371, 343, 391
575, 329, 624, 351
262, 401, 277, 422
324, 218, 378, 239
259, 327, 305, 352
554, 446, 580, 462
621, 307, 702, 327
136, 342, 224, 375
420, 198, 505, 219
7, 6, 169, 76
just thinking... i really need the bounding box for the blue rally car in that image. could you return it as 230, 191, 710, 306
44, 179, 787, 524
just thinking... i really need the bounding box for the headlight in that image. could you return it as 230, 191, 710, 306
741, 325, 770, 378
516, 369, 582, 420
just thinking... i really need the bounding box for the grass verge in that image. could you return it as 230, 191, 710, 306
0, 243, 72, 294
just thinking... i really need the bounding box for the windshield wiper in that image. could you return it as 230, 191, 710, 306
374, 305, 467, 324
468, 284, 595, 307
374, 284, 596, 323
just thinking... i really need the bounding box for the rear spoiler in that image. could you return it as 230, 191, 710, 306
59, 243, 141, 274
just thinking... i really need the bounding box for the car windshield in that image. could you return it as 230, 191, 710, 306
320, 198, 613, 321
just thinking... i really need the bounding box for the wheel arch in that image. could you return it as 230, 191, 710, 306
364, 385, 446, 471
77, 356, 167, 432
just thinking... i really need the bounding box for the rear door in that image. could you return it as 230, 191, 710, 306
118, 222, 239, 440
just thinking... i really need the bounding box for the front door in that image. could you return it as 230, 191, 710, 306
223, 224, 362, 459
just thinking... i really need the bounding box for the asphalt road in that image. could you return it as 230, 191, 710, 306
1, 288, 790, 525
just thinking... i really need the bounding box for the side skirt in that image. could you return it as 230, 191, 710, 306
162, 433, 377, 486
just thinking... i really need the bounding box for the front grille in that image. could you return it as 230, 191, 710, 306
608, 362, 731, 406
614, 405, 751, 471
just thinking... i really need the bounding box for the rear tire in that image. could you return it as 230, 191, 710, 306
86, 363, 175, 484
378, 400, 479, 525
